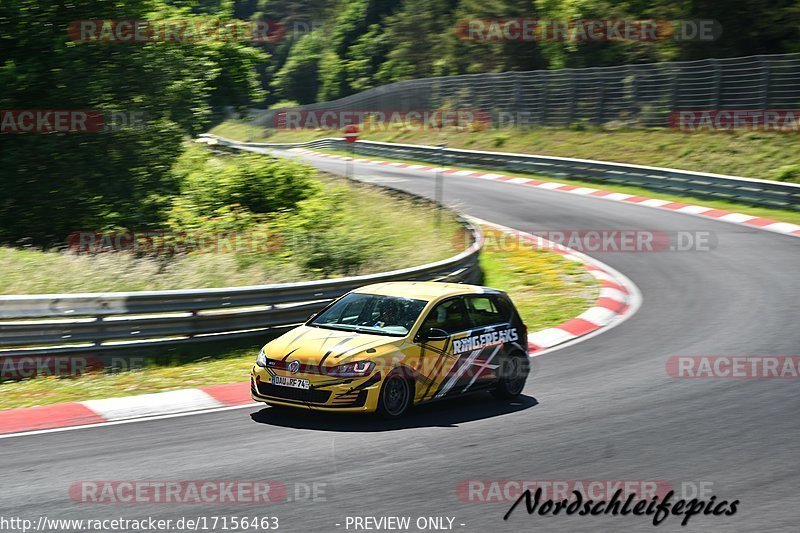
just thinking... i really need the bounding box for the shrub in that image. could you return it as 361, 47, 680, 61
492, 133, 510, 147
774, 165, 800, 183
174, 146, 318, 216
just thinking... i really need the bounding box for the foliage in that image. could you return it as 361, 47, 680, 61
171, 145, 317, 220
0, 0, 267, 247
774, 165, 800, 183
253, 0, 800, 104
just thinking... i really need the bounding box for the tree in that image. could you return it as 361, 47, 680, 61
270, 32, 325, 103
0, 0, 267, 246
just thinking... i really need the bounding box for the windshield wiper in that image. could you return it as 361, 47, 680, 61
311, 323, 362, 332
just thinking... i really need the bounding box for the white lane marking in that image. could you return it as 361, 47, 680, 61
507, 177, 533, 184
764, 222, 800, 234
578, 306, 619, 326
719, 213, 757, 223
537, 182, 566, 190
677, 205, 713, 215
599, 287, 628, 302
588, 270, 616, 282
604, 192, 634, 201
569, 187, 599, 195
640, 199, 671, 207
527, 328, 577, 348
453, 170, 474, 176
81, 389, 222, 422
0, 403, 260, 440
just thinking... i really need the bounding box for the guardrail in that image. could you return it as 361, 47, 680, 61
0, 188, 482, 357
200, 135, 800, 211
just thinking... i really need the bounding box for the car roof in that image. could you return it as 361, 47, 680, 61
351, 281, 502, 301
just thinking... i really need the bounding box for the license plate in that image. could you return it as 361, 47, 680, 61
272, 375, 310, 390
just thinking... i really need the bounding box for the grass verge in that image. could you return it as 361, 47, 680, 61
0, 226, 598, 410
0, 174, 462, 294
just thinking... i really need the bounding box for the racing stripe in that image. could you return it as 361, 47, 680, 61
318, 334, 359, 367
420, 338, 453, 400
280, 347, 300, 362
333, 338, 385, 359
462, 345, 501, 392
433, 349, 483, 399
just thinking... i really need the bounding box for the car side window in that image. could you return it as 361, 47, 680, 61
465, 296, 506, 328
420, 297, 471, 336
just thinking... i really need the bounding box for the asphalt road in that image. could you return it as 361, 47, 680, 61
2, 150, 799, 533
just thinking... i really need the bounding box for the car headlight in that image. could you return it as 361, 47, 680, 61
325, 361, 375, 378
256, 347, 267, 368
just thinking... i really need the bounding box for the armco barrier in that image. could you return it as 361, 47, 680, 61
200, 135, 800, 211
0, 211, 481, 357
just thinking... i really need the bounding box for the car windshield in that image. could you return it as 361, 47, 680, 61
309, 293, 428, 337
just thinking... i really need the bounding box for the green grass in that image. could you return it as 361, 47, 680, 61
0, 175, 462, 295
0, 225, 598, 410
479, 227, 598, 331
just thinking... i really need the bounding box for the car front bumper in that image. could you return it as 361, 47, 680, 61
250, 366, 382, 413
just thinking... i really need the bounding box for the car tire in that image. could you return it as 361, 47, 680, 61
491, 351, 529, 399
377, 369, 413, 419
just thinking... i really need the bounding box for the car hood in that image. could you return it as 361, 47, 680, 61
263, 325, 404, 366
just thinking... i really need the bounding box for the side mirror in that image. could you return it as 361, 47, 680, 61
421, 328, 448, 342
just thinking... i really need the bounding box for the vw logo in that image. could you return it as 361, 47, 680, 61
288, 360, 301, 374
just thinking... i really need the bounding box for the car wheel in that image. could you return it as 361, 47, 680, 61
491, 352, 529, 399
377, 369, 413, 419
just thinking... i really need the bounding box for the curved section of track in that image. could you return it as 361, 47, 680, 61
1, 150, 798, 532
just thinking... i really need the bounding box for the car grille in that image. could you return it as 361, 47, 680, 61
256, 381, 332, 404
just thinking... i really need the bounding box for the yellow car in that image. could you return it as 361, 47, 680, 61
251, 281, 529, 418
